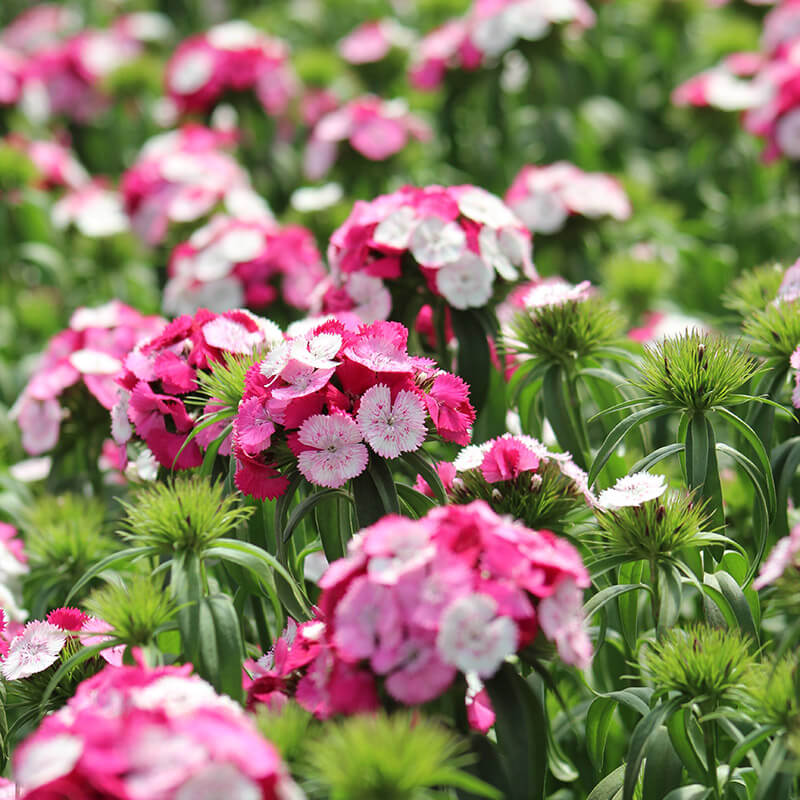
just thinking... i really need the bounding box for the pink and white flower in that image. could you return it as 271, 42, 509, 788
356, 384, 427, 458
296, 414, 369, 488
1, 620, 66, 680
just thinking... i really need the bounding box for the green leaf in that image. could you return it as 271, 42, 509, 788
402, 450, 447, 505
618, 561, 645, 653
666, 707, 707, 783
771, 437, 800, 540
662, 787, 711, 800
657, 562, 683, 632
588, 765, 626, 800
587, 697, 616, 772
281, 488, 347, 543
727, 724, 781, 773
714, 407, 776, 516
623, 698, 681, 800
630, 443, 685, 475
542, 363, 588, 470
452, 307, 492, 413
203, 593, 245, 701
66, 546, 158, 604
485, 663, 547, 800
643, 726, 683, 800
171, 551, 203, 664
584, 583, 651, 621
754, 736, 791, 800
396, 483, 437, 518
589, 405, 672, 486
351, 455, 400, 529
314, 493, 347, 563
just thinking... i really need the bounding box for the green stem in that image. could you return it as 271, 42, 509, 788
701, 713, 720, 800
650, 558, 662, 635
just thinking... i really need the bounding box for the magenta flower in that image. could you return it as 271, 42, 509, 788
480, 437, 540, 483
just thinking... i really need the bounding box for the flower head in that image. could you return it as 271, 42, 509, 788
1, 620, 66, 680
357, 384, 426, 458
297, 414, 369, 488
597, 472, 667, 510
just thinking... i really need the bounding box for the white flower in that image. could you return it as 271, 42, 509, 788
2, 621, 67, 680
372, 206, 418, 250
175, 764, 262, 800
357, 383, 427, 458
513, 191, 569, 233
453, 442, 492, 472
437, 593, 518, 678
435, 252, 494, 309
207, 20, 261, 50
457, 188, 517, 227
68, 349, 123, 375
290, 183, 343, 212
215, 227, 267, 262
224, 187, 274, 222
409, 217, 466, 267
522, 279, 591, 309
111, 390, 132, 444
598, 471, 668, 510
478, 226, 518, 281
15, 734, 83, 791
343, 273, 392, 323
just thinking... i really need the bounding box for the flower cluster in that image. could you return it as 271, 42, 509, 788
233, 319, 475, 497
1, 607, 121, 681
324, 184, 534, 317
0, 523, 28, 624
120, 125, 267, 246
12, 302, 164, 457
410, 0, 595, 90
12, 663, 303, 799
166, 20, 296, 116
163, 213, 327, 316
416, 434, 595, 529
504, 162, 632, 234
248, 502, 592, 718
304, 95, 431, 180
114, 307, 280, 471
676, 1, 800, 160
0, 7, 167, 124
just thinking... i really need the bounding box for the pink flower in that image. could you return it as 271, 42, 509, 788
296, 414, 368, 488
234, 446, 290, 501
538, 579, 592, 669
424, 373, 476, 446
357, 383, 427, 458
79, 617, 125, 667
46, 607, 88, 631
754, 523, 800, 589
480, 437, 540, 482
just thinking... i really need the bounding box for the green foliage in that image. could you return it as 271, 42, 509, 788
743, 298, 800, 362
723, 263, 784, 319
632, 330, 756, 411
195, 348, 268, 418
85, 573, 177, 648
303, 711, 495, 800
120, 476, 253, 555
640, 624, 756, 705
256, 701, 316, 766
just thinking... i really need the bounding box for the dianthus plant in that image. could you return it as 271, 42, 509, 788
503, 279, 629, 470
590, 330, 776, 579
229, 317, 476, 564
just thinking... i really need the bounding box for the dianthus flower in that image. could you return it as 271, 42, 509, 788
597, 471, 668, 510
0, 4, 80, 55
505, 162, 631, 234
120, 125, 266, 245
304, 95, 431, 180
323, 184, 534, 318
754, 522, 800, 590
16, 25, 144, 123
337, 19, 414, 65
163, 213, 326, 316
417, 434, 595, 528
51, 178, 129, 238
0, 46, 25, 107
11, 302, 164, 458
114, 307, 281, 471
672, 52, 769, 111
0, 522, 28, 623
409, 0, 595, 90
4, 134, 88, 190
12, 663, 304, 799
165, 20, 296, 116
232, 319, 475, 497
248, 502, 592, 720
